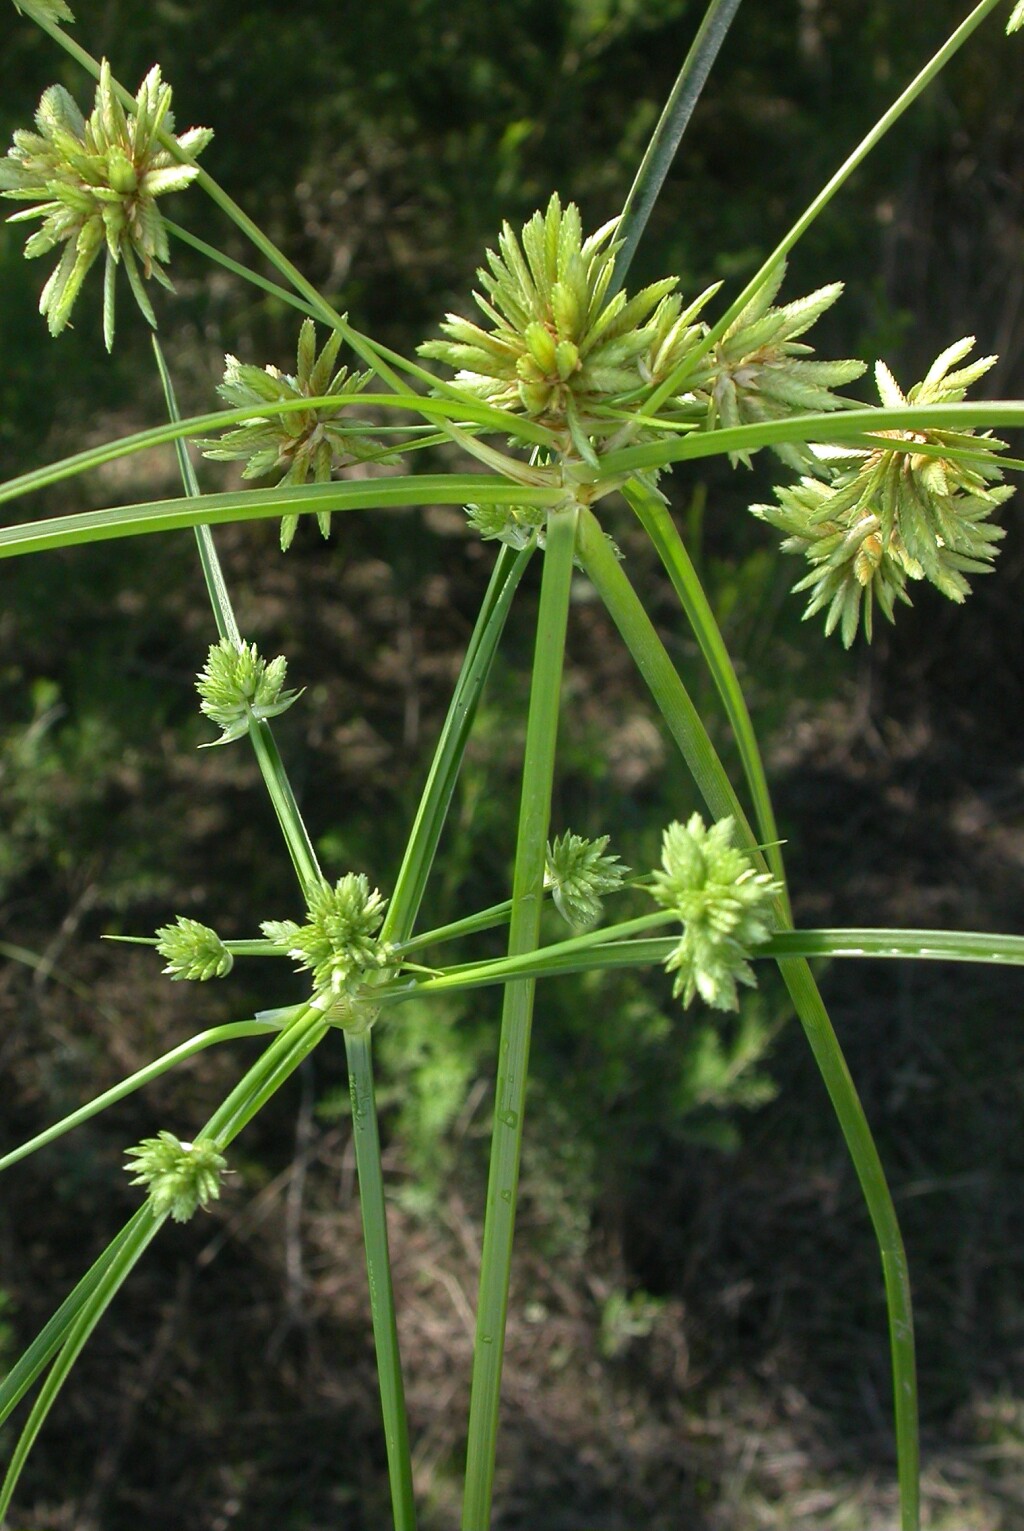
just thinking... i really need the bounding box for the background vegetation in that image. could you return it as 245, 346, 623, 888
1, 1, 1022, 1525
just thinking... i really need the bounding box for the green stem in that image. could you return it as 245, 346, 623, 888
776, 958, 919, 1530
347, 1029, 416, 1524
153, 335, 241, 643
591, 401, 1024, 484
576, 507, 758, 844
766, 927, 1024, 965
246, 720, 322, 897
0, 1206, 154, 1427
0, 1207, 166, 1518
154, 345, 417, 1528
385, 912, 676, 998
580, 502, 920, 1529
611, 0, 744, 294
383, 543, 533, 946
0, 1021, 279, 1175
644, 0, 1009, 415
0, 474, 564, 562
201, 1007, 327, 1145
382, 922, 1024, 1000
624, 479, 790, 909
0, 391, 550, 514
396, 898, 516, 955
462, 504, 579, 1531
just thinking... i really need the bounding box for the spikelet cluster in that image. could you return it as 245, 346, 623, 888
752, 340, 1013, 645
155, 916, 233, 981
0, 62, 210, 349
125, 1132, 227, 1223
545, 831, 628, 930
262, 874, 395, 1033
196, 637, 301, 746
200, 320, 389, 550
419, 193, 713, 462
649, 815, 780, 1012
680, 262, 865, 469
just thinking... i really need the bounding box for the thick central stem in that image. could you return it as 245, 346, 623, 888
461, 505, 579, 1530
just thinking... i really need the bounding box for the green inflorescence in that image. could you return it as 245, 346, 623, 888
649, 814, 781, 1012
155, 916, 234, 981
753, 339, 1014, 646
124, 1132, 227, 1223
199, 319, 391, 550
196, 637, 301, 746
545, 831, 629, 930
0, 61, 211, 348
262, 873, 396, 1033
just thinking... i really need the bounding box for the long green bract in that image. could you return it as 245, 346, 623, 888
0, 476, 564, 560
0, 393, 555, 512
378, 923, 1024, 998
579, 503, 921, 1530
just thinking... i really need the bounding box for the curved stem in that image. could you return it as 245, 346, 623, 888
624, 479, 790, 911
579, 503, 920, 1530
0, 1207, 166, 1518
0, 473, 564, 562
0, 1206, 154, 1427
576, 507, 758, 843
776, 958, 919, 1529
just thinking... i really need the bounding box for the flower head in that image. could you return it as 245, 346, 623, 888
419, 193, 711, 460
1009, 2, 1024, 35
465, 501, 547, 550
0, 62, 211, 349
649, 815, 780, 1012
752, 339, 1013, 645
155, 916, 233, 981
545, 831, 629, 929
196, 637, 301, 746
262, 873, 395, 1032
125, 1131, 227, 1222
200, 320, 390, 550
683, 262, 865, 469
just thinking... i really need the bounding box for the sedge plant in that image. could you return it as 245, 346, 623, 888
1, 2, 1024, 1528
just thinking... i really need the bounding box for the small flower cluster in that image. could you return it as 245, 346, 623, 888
200, 320, 389, 550
155, 916, 233, 981
649, 814, 780, 1012
681, 262, 865, 470
545, 830, 628, 929
125, 1131, 227, 1223
0, 62, 211, 349
196, 637, 301, 746
753, 340, 1013, 645
465, 501, 548, 551
262, 873, 395, 1033
419, 193, 714, 462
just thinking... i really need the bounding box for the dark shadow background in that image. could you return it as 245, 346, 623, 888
1, 2, 1023, 1526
